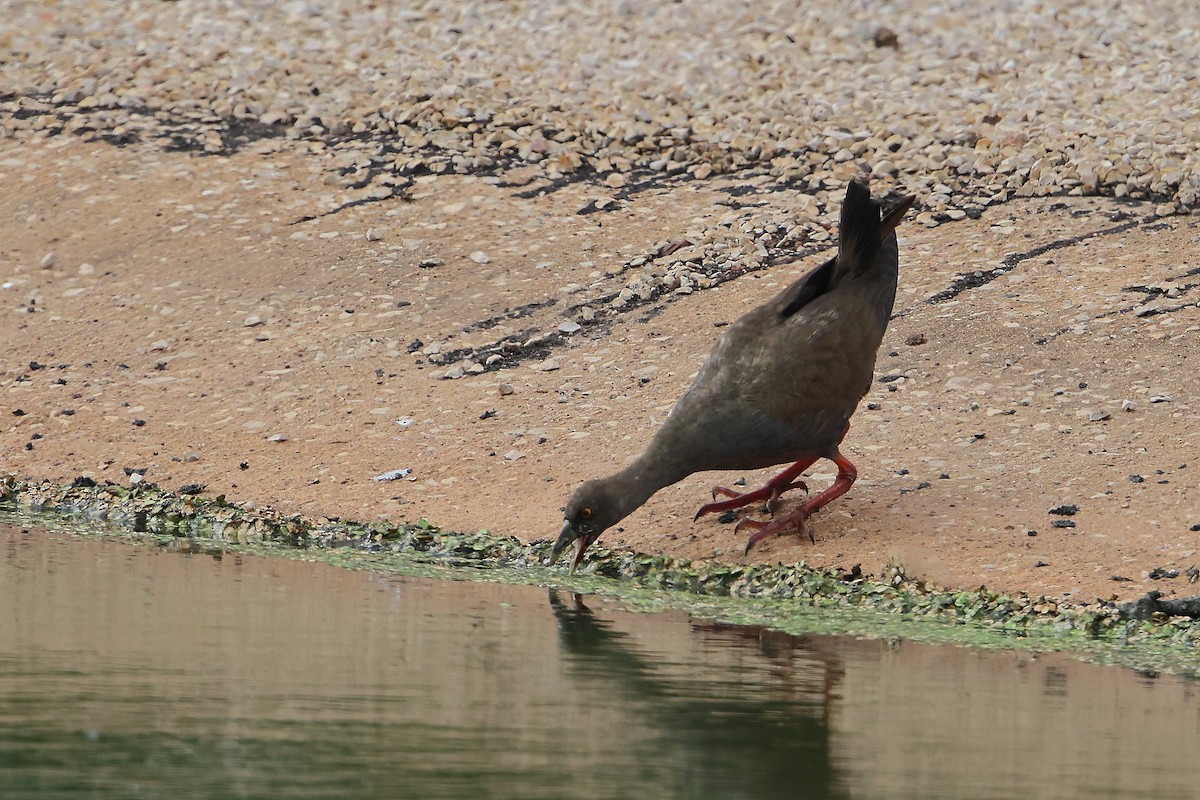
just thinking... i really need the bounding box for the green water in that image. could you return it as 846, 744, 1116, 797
1, 524, 1198, 799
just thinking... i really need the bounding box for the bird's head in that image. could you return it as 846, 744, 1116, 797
549, 478, 623, 572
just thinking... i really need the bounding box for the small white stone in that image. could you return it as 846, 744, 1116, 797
267, 433, 289, 442
243, 315, 265, 327
443, 365, 465, 379
149, 339, 170, 351
469, 250, 490, 264
40, 252, 56, 269
503, 449, 525, 461
558, 320, 581, 334
498, 382, 515, 396
366, 227, 382, 241
535, 359, 560, 372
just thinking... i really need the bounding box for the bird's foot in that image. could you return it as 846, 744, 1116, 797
693, 479, 808, 520
738, 508, 816, 555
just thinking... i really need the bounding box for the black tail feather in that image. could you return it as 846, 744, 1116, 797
834, 180, 882, 283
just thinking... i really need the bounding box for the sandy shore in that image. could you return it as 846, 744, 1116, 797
3, 1, 1199, 602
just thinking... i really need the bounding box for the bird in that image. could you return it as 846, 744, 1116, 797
550, 180, 916, 571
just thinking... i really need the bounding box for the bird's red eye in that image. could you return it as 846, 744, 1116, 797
581, 507, 593, 519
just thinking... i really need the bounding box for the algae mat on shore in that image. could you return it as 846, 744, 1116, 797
1, 475, 1198, 678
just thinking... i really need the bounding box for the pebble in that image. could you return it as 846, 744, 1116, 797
535, 359, 560, 372
366, 227, 381, 241
372, 468, 412, 481
503, 449, 525, 461
498, 383, 515, 396
469, 251, 490, 264
39, 252, 55, 269
557, 320, 582, 334
442, 365, 465, 379
267, 433, 289, 442
243, 315, 265, 328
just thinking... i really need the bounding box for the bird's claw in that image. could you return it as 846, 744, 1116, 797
740, 510, 815, 555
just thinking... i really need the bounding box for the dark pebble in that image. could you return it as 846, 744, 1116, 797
407, 339, 423, 353
29, 361, 45, 370
1049, 504, 1078, 516
132, 419, 146, 427
71, 476, 97, 488
30, 433, 42, 440
1148, 567, 1179, 580
24, 442, 33, 451
1190, 524, 1200, 532
915, 481, 932, 490
1033, 560, 1049, 567
872, 26, 899, 48
60, 408, 75, 416
178, 484, 205, 495
1051, 520, 1075, 528
939, 473, 950, 479
1129, 474, 1144, 483
905, 333, 927, 346
1027, 530, 1037, 536
717, 510, 739, 524
971, 433, 986, 441
123, 467, 148, 476
12, 409, 25, 416
239, 461, 249, 470
1110, 575, 1133, 582
479, 408, 498, 420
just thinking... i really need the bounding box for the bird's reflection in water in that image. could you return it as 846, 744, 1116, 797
547, 590, 849, 800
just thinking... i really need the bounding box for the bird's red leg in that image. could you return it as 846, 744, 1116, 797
693, 421, 852, 522
693, 457, 816, 520
740, 451, 858, 554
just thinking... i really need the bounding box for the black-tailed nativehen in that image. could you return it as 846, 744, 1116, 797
550, 180, 916, 570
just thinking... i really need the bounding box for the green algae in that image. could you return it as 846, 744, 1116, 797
2, 475, 1198, 677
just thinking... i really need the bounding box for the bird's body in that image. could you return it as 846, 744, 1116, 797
552, 181, 915, 569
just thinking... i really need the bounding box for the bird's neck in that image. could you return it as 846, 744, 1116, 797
602, 446, 693, 524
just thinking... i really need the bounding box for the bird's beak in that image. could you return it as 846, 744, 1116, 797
549, 519, 589, 573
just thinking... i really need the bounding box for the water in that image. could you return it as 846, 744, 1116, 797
1, 524, 1198, 800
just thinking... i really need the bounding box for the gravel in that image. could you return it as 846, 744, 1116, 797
4, 1, 1199, 342
3, 0, 1198, 215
